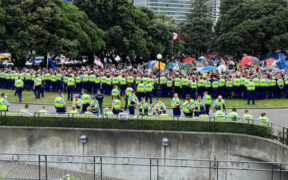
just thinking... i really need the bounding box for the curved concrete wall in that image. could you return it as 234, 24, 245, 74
0, 126, 287, 180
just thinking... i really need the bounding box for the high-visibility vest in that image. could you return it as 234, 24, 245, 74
112, 77, 119, 84
67, 77, 75, 86
142, 77, 148, 84
182, 78, 188, 86
89, 75, 95, 82
243, 114, 253, 121
266, 79, 272, 87
135, 77, 141, 84
174, 78, 181, 87
155, 102, 165, 110
83, 75, 89, 82
204, 95, 212, 105
56, 74, 62, 80
198, 80, 205, 87
20, 109, 29, 113
55, 97, 64, 108
271, 79, 276, 86
171, 98, 180, 108
205, 81, 211, 88
51, 75, 56, 82
233, 78, 240, 86
219, 79, 225, 87
190, 81, 197, 89
113, 99, 121, 109
148, 107, 156, 116
120, 77, 126, 85
199, 114, 209, 120
226, 81, 233, 87
0, 98, 7, 110
126, 87, 133, 96
145, 84, 153, 92
247, 82, 255, 91
182, 101, 194, 113
137, 84, 144, 92
212, 81, 219, 88
76, 76, 81, 83
285, 78, 288, 86
15, 79, 23, 88
128, 95, 137, 106
253, 78, 260, 86
127, 76, 134, 83
95, 77, 101, 83
240, 78, 246, 86
194, 101, 202, 112
70, 110, 77, 114
278, 79, 284, 86
106, 78, 112, 85
35, 78, 42, 86
258, 116, 269, 123
260, 79, 266, 87
167, 80, 173, 87
160, 77, 166, 84
215, 110, 225, 120
112, 88, 119, 96
25, 74, 31, 80
101, 77, 107, 84
39, 110, 48, 114
229, 112, 238, 120
214, 100, 225, 111
82, 94, 91, 104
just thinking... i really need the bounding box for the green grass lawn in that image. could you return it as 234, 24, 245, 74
2, 89, 288, 108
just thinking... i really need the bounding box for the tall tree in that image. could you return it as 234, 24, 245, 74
181, 0, 213, 58
220, 0, 244, 16
0, 0, 105, 66
214, 0, 288, 55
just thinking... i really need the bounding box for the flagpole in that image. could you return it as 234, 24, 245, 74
171, 41, 174, 61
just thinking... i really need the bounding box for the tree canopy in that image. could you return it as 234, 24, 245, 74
215, 0, 288, 55
181, 0, 213, 58
0, 0, 104, 65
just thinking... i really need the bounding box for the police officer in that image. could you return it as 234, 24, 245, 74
33, 74, 42, 99
15, 76, 24, 102
203, 91, 212, 115
128, 91, 138, 116
112, 96, 121, 115
119, 75, 127, 96
197, 78, 205, 97
243, 110, 253, 122
145, 82, 154, 104
171, 93, 181, 117
247, 79, 255, 105
94, 73, 101, 94
233, 77, 240, 98
67, 74, 76, 101
212, 79, 219, 99
124, 85, 133, 111
174, 75, 182, 97
81, 90, 91, 113
190, 78, 197, 100
225, 78, 233, 99
182, 96, 194, 117
138, 97, 150, 116
194, 96, 205, 117
155, 98, 166, 115
51, 72, 57, 92
54, 92, 66, 113
166, 78, 173, 98
94, 90, 104, 115
228, 108, 239, 121
182, 75, 189, 99
111, 85, 120, 100
0, 92, 9, 112
212, 96, 226, 113
137, 81, 145, 101
73, 95, 82, 113
257, 112, 270, 123
214, 106, 226, 120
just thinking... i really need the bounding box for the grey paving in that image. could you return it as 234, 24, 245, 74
0, 161, 121, 180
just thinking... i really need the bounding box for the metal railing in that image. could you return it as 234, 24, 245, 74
0, 153, 287, 180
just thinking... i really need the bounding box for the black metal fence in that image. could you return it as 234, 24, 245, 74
0, 153, 287, 180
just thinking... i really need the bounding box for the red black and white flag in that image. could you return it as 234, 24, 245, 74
172, 32, 184, 41
94, 56, 103, 68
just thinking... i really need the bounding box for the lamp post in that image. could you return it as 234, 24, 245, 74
157, 54, 162, 98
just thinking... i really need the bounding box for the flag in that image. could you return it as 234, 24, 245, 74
276, 53, 287, 69
172, 32, 184, 41
47, 53, 56, 71
94, 56, 103, 68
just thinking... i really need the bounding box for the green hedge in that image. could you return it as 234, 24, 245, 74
0, 116, 273, 139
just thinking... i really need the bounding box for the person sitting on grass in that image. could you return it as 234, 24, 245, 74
214, 106, 226, 121
159, 109, 169, 118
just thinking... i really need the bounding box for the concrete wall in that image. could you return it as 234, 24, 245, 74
0, 126, 287, 180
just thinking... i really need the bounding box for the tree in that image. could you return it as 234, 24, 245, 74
0, 0, 105, 66
181, 0, 213, 58
214, 0, 288, 55
220, 0, 244, 16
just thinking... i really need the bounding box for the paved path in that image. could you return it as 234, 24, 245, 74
0, 161, 121, 180
7, 103, 288, 127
